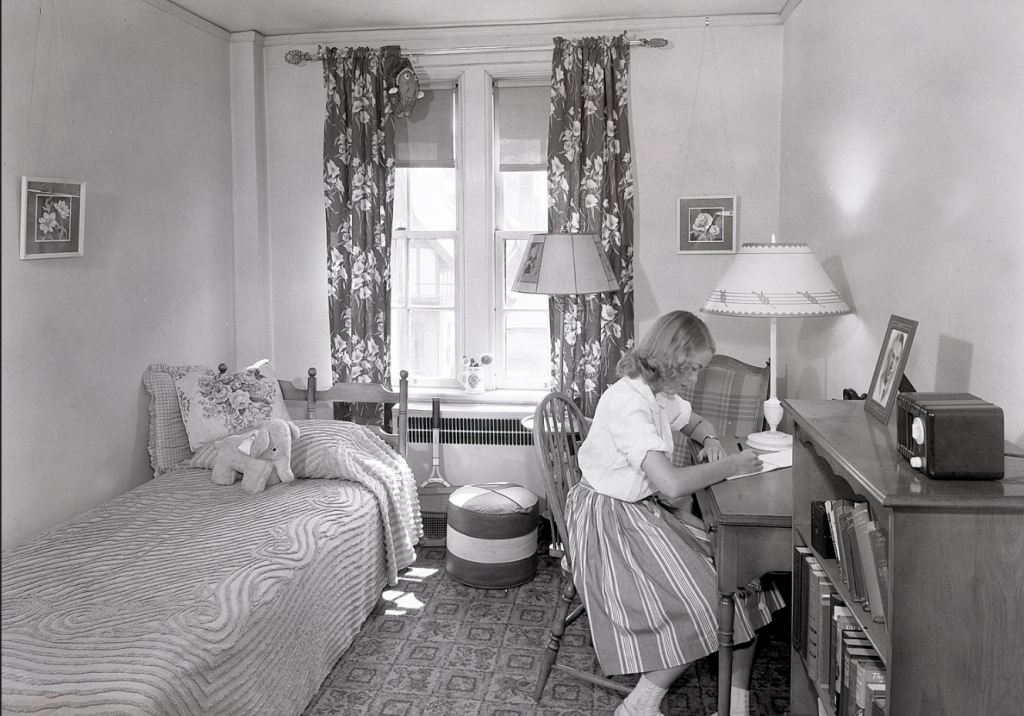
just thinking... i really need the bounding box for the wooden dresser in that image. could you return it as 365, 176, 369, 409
784, 399, 1024, 716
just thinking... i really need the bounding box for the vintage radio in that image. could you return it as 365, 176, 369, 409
896, 392, 1004, 479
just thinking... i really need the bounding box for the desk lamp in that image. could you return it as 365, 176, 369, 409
701, 239, 851, 450
511, 233, 619, 393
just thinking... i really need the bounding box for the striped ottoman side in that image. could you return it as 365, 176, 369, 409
446, 482, 539, 589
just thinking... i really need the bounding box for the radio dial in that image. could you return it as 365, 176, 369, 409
910, 456, 924, 469
912, 417, 925, 445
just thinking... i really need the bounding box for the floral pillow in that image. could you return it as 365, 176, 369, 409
171, 359, 291, 451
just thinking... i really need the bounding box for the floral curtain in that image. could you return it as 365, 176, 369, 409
322, 46, 398, 422
548, 34, 635, 416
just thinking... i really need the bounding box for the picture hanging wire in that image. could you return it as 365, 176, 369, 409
680, 17, 736, 191
285, 35, 668, 66
24, 0, 79, 178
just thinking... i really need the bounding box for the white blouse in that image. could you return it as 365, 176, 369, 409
577, 376, 692, 502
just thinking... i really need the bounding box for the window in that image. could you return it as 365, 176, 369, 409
392, 88, 458, 384
391, 70, 550, 391
495, 83, 550, 388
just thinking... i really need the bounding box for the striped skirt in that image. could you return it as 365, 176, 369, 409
565, 483, 785, 676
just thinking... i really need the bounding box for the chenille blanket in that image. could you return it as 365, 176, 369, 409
284, 419, 423, 584
1, 420, 422, 715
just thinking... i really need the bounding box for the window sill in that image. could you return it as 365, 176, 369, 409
407, 387, 547, 416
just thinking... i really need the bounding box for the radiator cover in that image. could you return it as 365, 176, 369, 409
405, 410, 545, 508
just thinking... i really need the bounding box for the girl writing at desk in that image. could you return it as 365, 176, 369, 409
565, 310, 785, 716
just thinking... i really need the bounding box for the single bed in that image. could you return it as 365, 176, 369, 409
1, 363, 422, 715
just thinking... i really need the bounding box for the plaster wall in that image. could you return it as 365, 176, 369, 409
779, 0, 1024, 441
1, 0, 236, 549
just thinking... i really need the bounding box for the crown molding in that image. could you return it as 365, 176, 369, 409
263, 13, 781, 50
230, 31, 266, 47
779, 0, 804, 24
135, 0, 230, 40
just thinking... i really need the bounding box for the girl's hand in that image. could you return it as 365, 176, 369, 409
697, 437, 726, 463
729, 449, 763, 478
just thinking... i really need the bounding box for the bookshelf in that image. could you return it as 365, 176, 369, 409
783, 399, 1024, 716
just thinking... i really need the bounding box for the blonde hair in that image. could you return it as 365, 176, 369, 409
617, 310, 716, 392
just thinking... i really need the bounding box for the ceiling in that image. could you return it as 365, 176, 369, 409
164, 0, 793, 37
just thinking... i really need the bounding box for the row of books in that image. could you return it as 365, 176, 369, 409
810, 498, 890, 630
794, 547, 888, 716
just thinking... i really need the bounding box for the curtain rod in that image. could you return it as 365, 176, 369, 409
285, 36, 668, 66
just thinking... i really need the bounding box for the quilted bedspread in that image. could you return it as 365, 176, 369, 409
1, 421, 422, 715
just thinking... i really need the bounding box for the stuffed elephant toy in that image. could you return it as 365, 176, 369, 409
210, 419, 301, 494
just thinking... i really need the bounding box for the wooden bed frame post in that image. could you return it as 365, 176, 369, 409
278, 367, 410, 459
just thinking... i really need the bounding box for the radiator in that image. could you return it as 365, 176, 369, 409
405, 407, 545, 505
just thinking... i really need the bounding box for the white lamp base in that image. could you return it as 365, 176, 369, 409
747, 396, 791, 450
745, 430, 793, 451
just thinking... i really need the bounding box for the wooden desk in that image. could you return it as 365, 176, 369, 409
783, 400, 1024, 716
696, 458, 793, 716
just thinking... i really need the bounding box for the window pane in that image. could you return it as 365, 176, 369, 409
396, 88, 456, 168
390, 238, 407, 307
409, 239, 455, 307
498, 171, 547, 231
496, 84, 548, 171
394, 168, 456, 231
390, 309, 408, 385
504, 238, 548, 310
406, 308, 457, 379
504, 311, 550, 381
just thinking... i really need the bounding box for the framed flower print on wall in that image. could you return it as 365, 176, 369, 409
677, 195, 737, 255
20, 176, 85, 259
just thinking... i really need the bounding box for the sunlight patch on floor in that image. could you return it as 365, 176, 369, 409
401, 566, 440, 580
381, 567, 439, 615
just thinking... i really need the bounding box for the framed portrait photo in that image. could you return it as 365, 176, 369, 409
677, 195, 737, 254
20, 176, 86, 260
865, 314, 918, 424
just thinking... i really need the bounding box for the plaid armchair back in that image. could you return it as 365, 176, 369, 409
669, 355, 770, 468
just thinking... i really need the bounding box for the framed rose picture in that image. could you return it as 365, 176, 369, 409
677, 195, 737, 254
865, 314, 918, 424
20, 176, 86, 259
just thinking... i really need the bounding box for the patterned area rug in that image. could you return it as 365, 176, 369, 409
303, 547, 790, 716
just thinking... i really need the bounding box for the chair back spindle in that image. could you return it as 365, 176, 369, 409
532, 393, 589, 564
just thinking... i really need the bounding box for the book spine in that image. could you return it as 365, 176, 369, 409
825, 500, 844, 581
842, 647, 878, 716
807, 564, 827, 678
838, 637, 873, 715
856, 520, 886, 626
849, 503, 872, 605
815, 590, 839, 688
867, 682, 886, 716
794, 545, 813, 658
853, 661, 887, 716
837, 506, 861, 598
868, 526, 890, 630
829, 609, 858, 709
811, 500, 838, 559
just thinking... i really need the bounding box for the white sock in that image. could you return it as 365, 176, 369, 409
623, 674, 667, 716
710, 687, 750, 716
730, 686, 750, 716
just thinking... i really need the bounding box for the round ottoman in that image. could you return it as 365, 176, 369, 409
446, 482, 539, 589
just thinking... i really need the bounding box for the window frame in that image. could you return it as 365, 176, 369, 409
390, 62, 550, 393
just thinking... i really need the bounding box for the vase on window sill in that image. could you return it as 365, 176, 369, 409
457, 366, 485, 394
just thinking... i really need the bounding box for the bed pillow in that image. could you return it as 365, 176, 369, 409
188, 419, 371, 472
143, 363, 214, 475
171, 359, 291, 451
